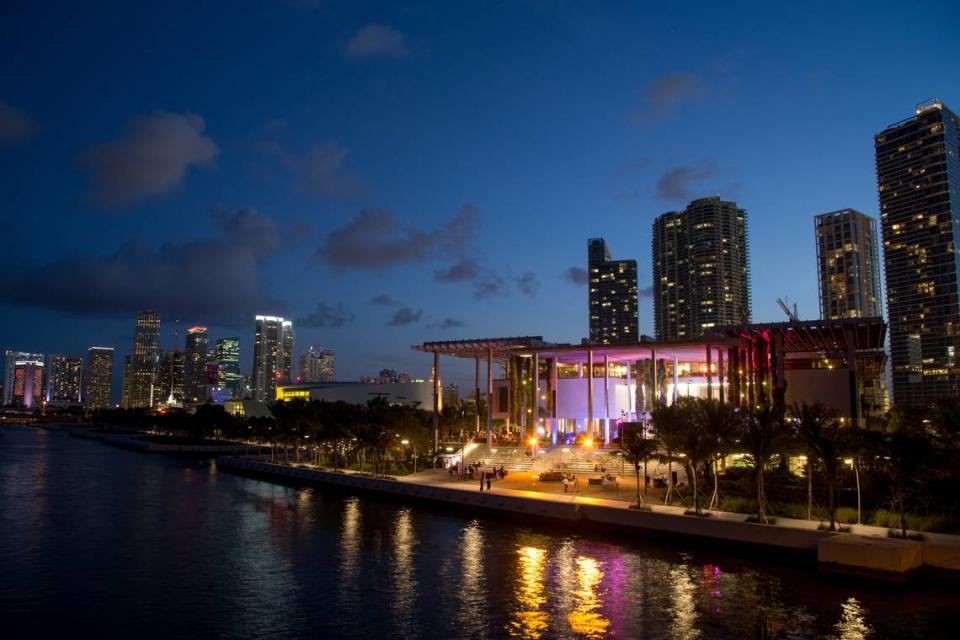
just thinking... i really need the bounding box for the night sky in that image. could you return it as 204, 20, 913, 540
1, 1, 958, 396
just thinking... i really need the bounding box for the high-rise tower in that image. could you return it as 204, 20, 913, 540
252, 315, 294, 402
300, 345, 335, 382
875, 99, 960, 403
815, 209, 883, 320
215, 337, 241, 398
653, 197, 751, 341
46, 355, 83, 406
587, 238, 639, 344
183, 326, 209, 404
129, 310, 160, 408
3, 350, 44, 408
84, 347, 114, 410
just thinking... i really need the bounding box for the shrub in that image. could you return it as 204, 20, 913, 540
718, 496, 754, 514
835, 507, 859, 524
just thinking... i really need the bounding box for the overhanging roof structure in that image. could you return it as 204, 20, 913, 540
412, 336, 548, 360
412, 318, 887, 364
707, 317, 886, 354
412, 335, 740, 364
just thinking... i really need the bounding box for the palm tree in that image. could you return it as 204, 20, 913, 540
882, 406, 932, 538
622, 430, 660, 508
651, 401, 691, 504
674, 400, 717, 516
737, 404, 790, 524
698, 399, 739, 510
791, 402, 843, 530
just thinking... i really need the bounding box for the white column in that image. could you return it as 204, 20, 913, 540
487, 347, 494, 447
433, 351, 440, 453
603, 354, 610, 445
551, 357, 559, 444
532, 353, 540, 444
474, 356, 481, 434
672, 355, 679, 404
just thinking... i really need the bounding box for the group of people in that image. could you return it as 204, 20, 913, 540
476, 463, 507, 492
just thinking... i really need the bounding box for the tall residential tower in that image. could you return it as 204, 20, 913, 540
300, 346, 335, 382
815, 209, 883, 320
251, 315, 294, 402
653, 197, 751, 341
2, 351, 44, 408
46, 355, 83, 406
84, 347, 114, 410
183, 326, 209, 404
587, 238, 639, 344
875, 99, 960, 403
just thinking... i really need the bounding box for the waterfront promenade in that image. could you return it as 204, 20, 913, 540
217, 456, 960, 581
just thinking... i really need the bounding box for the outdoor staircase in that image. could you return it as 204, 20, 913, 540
462, 444, 538, 472
461, 444, 628, 475
541, 447, 626, 476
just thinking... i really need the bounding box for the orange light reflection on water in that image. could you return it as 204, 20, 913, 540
567, 556, 610, 638
509, 546, 549, 638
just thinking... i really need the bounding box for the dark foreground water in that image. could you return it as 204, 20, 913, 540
1, 427, 956, 639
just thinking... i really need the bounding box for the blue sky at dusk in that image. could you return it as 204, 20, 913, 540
1, 1, 958, 394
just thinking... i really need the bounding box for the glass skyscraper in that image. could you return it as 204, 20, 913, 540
183, 325, 209, 404
815, 209, 883, 320
129, 310, 160, 408
653, 197, 751, 341
875, 99, 960, 404
46, 354, 83, 406
587, 238, 639, 344
85, 347, 114, 410
252, 315, 294, 402
215, 337, 241, 398
157, 349, 185, 404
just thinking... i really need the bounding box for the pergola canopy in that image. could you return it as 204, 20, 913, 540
706, 317, 886, 354
412, 318, 886, 365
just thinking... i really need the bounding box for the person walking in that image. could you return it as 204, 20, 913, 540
562, 477, 569, 493
486, 475, 492, 491
479, 472, 485, 492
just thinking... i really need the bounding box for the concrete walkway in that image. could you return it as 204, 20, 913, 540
217, 457, 960, 579
398, 469, 937, 541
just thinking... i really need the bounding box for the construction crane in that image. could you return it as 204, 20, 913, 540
777, 297, 799, 322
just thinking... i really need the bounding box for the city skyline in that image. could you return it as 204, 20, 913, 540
0, 2, 958, 394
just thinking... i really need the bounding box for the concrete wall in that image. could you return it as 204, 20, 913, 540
785, 369, 851, 415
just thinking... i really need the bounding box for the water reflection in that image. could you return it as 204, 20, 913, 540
568, 556, 610, 638
1, 429, 952, 639
552, 538, 578, 631
391, 508, 418, 638
457, 520, 487, 638
509, 546, 548, 638
337, 497, 361, 612
669, 565, 700, 640
834, 597, 872, 640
